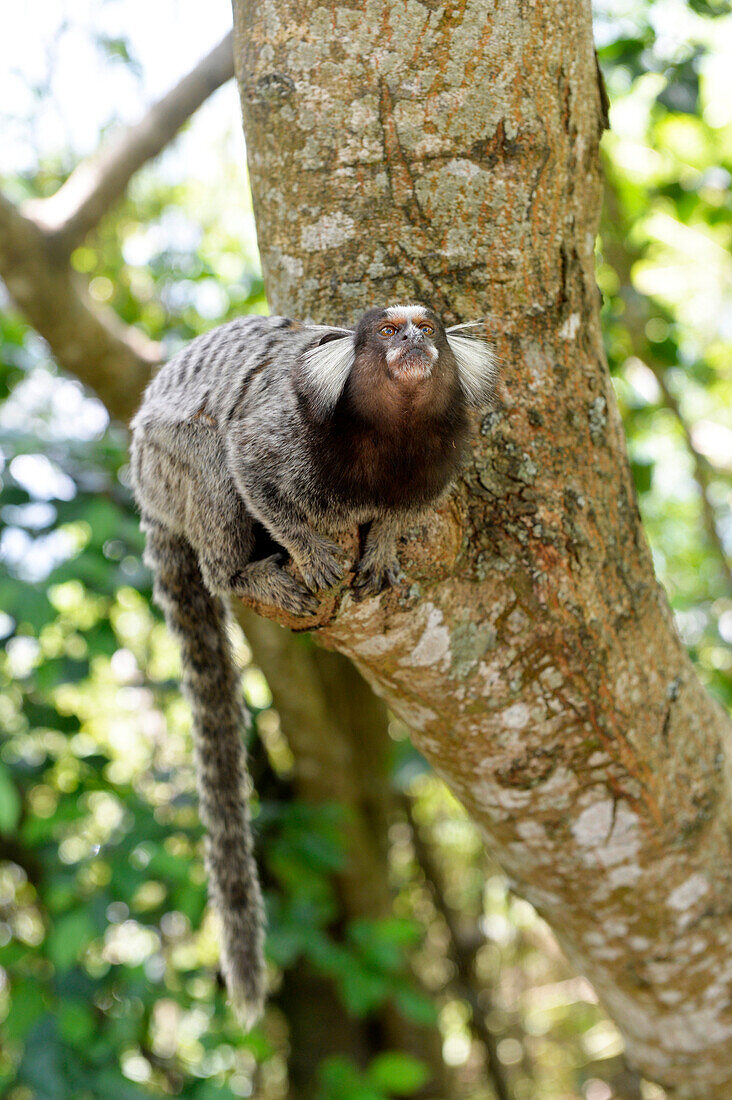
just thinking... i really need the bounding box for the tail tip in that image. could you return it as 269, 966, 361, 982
229, 986, 265, 1032
221, 947, 266, 1032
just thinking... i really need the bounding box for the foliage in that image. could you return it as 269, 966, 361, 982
0, 2, 730, 1099
596, 0, 732, 709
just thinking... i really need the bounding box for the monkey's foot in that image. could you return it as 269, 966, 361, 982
294, 538, 347, 593
352, 556, 404, 600
232, 556, 319, 616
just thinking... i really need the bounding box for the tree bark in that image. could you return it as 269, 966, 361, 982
232, 0, 732, 1094
0, 191, 159, 422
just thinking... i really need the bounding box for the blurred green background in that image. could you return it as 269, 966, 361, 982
0, 1, 730, 1098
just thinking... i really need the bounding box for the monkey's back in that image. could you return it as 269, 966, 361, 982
133, 315, 318, 428
130, 316, 311, 538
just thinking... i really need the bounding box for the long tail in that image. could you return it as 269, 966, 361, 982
142, 517, 265, 1028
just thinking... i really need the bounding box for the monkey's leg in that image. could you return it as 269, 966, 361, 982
228, 555, 319, 616
234, 477, 346, 593
196, 533, 318, 618
140, 431, 316, 618
189, 492, 318, 615
353, 514, 405, 598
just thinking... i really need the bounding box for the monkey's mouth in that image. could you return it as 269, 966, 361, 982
387, 346, 434, 380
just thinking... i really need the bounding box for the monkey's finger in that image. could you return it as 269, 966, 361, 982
275, 580, 320, 615
384, 562, 406, 587
352, 556, 406, 600
299, 554, 346, 592
352, 569, 386, 599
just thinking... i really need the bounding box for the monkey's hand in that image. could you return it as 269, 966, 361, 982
232, 555, 319, 616
352, 515, 405, 600
352, 555, 404, 600
292, 536, 347, 593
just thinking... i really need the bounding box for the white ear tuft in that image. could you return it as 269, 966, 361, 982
445, 320, 486, 333
299, 329, 355, 417
446, 323, 498, 408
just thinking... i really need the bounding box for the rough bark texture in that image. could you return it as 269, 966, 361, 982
232, 0, 732, 1093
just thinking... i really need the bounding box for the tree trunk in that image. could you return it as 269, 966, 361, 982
232, 0, 732, 1094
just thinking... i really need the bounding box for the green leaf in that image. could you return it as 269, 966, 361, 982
266, 925, 310, 967
3, 981, 46, 1040
34, 655, 89, 691
46, 908, 96, 970
146, 847, 195, 881
318, 1056, 385, 1100
0, 580, 54, 630
339, 966, 388, 1017
0, 762, 21, 834
367, 1053, 431, 1096
295, 830, 346, 872
22, 699, 78, 733
306, 932, 351, 976
58, 1000, 96, 1044
631, 458, 654, 495
392, 984, 439, 1027
348, 918, 421, 974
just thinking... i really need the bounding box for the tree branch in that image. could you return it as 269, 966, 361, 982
26, 32, 235, 256
0, 190, 159, 422
601, 178, 732, 594
652, 368, 732, 593
0, 34, 237, 421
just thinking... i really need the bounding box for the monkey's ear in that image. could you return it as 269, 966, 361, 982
298, 328, 355, 419
446, 322, 499, 408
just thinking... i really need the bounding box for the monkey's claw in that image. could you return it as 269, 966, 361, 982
296, 539, 347, 592
352, 557, 404, 600
276, 578, 320, 616
232, 556, 319, 616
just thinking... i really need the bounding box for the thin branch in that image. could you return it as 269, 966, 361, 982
26, 31, 234, 255
0, 34, 235, 418
0, 190, 160, 422
601, 178, 731, 595
401, 793, 513, 1100
0, 34, 236, 418
651, 368, 732, 593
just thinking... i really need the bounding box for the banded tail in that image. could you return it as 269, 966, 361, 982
142, 518, 265, 1028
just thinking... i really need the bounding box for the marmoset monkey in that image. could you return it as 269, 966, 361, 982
130, 304, 496, 1027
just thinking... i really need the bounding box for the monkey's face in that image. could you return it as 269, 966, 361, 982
355, 305, 447, 383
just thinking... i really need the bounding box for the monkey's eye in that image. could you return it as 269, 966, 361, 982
379, 324, 397, 337
417, 323, 435, 335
